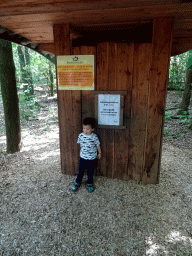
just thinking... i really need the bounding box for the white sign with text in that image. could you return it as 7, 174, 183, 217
98, 94, 120, 125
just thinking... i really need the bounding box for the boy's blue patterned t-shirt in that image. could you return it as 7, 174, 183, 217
77, 132, 100, 160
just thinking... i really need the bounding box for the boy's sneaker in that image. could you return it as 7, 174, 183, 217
87, 184, 95, 193
71, 182, 80, 192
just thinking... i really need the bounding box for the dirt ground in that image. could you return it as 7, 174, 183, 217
0, 90, 192, 255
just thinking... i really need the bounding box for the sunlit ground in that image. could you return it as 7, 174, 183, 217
146, 231, 192, 255
0, 99, 192, 254
21, 130, 59, 152
1, 127, 192, 255
20, 125, 60, 167
0, 135, 6, 146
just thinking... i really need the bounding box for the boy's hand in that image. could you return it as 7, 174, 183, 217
97, 153, 101, 159
97, 145, 101, 159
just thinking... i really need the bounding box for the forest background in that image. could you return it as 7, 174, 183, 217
0, 41, 191, 153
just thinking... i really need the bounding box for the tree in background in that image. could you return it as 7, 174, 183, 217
190, 115, 192, 130
48, 61, 54, 96
17, 44, 26, 85
179, 50, 192, 115
16, 44, 34, 95
24, 47, 34, 95
168, 52, 188, 91
169, 51, 192, 130
12, 43, 56, 96
0, 39, 21, 153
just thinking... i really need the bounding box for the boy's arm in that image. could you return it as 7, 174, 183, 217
97, 145, 101, 159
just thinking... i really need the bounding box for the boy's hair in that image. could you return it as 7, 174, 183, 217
83, 117, 96, 129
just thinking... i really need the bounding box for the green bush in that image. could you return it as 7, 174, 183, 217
18, 90, 41, 121
164, 110, 172, 120
168, 52, 188, 91
167, 82, 184, 91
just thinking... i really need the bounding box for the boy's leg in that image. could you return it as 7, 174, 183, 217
75, 158, 87, 184
86, 159, 96, 184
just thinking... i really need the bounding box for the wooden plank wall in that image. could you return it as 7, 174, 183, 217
142, 17, 173, 184
55, 18, 172, 184
96, 42, 135, 180
95, 42, 153, 182
54, 24, 82, 176
129, 43, 152, 182
71, 42, 153, 182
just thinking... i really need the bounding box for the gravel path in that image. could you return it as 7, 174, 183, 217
0, 91, 192, 255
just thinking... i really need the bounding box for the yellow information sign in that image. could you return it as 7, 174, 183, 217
57, 55, 94, 90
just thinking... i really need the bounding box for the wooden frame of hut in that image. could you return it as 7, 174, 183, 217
0, 1, 192, 184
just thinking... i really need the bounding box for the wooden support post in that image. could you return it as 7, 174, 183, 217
129, 43, 152, 182
53, 24, 81, 175
141, 17, 173, 184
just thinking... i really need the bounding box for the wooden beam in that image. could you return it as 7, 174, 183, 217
172, 37, 192, 56
0, 1, 192, 56
129, 43, 152, 182
0, 1, 182, 16
53, 24, 81, 176
38, 43, 55, 55
141, 17, 173, 184
1, 3, 191, 30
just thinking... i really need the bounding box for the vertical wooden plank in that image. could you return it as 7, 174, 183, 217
72, 46, 81, 55
96, 42, 113, 177
96, 42, 108, 177
108, 42, 117, 90
97, 42, 109, 91
128, 43, 152, 182
107, 42, 117, 178
53, 24, 81, 175
114, 43, 134, 180
142, 17, 173, 184
80, 46, 96, 121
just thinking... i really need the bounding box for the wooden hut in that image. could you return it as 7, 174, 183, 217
0, 0, 192, 184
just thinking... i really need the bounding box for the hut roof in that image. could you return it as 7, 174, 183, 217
0, 0, 192, 56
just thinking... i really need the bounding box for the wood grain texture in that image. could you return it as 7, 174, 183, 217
0, 1, 191, 56
128, 43, 152, 182
113, 43, 134, 180
96, 42, 114, 177
95, 42, 135, 180
1, 3, 191, 21
0, 0, 180, 16
53, 24, 81, 176
141, 17, 173, 184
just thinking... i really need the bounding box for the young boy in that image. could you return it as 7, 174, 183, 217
71, 117, 101, 193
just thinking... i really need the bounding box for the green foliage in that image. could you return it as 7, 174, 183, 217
164, 110, 172, 120
12, 43, 56, 94
178, 112, 191, 126
0, 146, 5, 153
18, 90, 41, 121
1, 43, 56, 123
168, 52, 189, 91
177, 109, 189, 115
163, 128, 185, 137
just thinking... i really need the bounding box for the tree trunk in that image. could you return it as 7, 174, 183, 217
48, 61, 54, 96
179, 65, 192, 114
24, 47, 34, 95
189, 118, 192, 130
0, 39, 21, 153
17, 44, 26, 86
